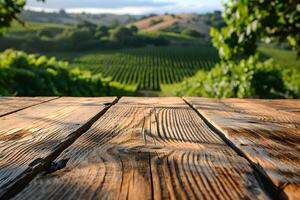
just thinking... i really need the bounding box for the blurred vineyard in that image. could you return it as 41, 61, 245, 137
54, 46, 219, 91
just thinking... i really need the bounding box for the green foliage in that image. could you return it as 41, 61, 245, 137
0, 49, 135, 96
0, 0, 25, 31
202, 11, 226, 29
181, 29, 204, 38
110, 26, 134, 44
76, 20, 97, 32
129, 25, 138, 34
149, 19, 163, 26
36, 27, 64, 38
211, 0, 300, 60
0, 23, 171, 51
95, 25, 109, 39
56, 26, 101, 50
96, 25, 170, 47
191, 0, 300, 99
175, 55, 300, 98
0, 0, 46, 33
109, 26, 169, 47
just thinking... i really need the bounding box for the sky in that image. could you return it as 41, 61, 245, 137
25, 0, 226, 15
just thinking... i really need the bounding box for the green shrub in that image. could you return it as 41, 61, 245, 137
36, 27, 64, 39
110, 26, 134, 44
176, 55, 300, 98
109, 26, 169, 47
181, 29, 204, 38
149, 19, 163, 26
0, 49, 135, 96
1, 24, 170, 52
95, 25, 109, 39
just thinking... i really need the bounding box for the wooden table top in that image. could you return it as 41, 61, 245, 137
0, 97, 299, 200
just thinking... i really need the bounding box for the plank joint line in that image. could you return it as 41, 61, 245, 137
0, 97, 60, 118
0, 97, 120, 200
182, 97, 287, 200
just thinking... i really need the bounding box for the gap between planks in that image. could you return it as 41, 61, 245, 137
0, 97, 119, 200
0, 97, 60, 118
182, 97, 287, 200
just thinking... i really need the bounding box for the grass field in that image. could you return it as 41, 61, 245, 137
5, 21, 69, 32
139, 31, 209, 45
46, 46, 219, 92
259, 45, 300, 71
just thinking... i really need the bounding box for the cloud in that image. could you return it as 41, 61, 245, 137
25, 6, 158, 15
26, 0, 173, 9
25, 0, 225, 14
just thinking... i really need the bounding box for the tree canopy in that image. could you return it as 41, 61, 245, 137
0, 0, 45, 31
211, 0, 300, 60
185, 0, 300, 98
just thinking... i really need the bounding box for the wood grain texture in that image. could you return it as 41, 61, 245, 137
0, 97, 116, 197
251, 99, 300, 116
118, 97, 187, 107
14, 97, 268, 200
0, 97, 57, 117
184, 97, 300, 200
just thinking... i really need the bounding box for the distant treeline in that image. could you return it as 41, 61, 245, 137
200, 11, 226, 30
0, 22, 170, 52
20, 10, 137, 26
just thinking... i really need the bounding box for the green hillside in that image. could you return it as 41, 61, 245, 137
259, 45, 300, 71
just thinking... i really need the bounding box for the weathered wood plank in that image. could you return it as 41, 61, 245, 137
0, 97, 57, 117
118, 97, 187, 107
14, 97, 268, 200
184, 97, 300, 200
251, 99, 300, 116
0, 97, 117, 198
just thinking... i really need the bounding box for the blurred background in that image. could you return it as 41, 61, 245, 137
0, 0, 299, 98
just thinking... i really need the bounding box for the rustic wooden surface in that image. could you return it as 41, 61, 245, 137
13, 97, 267, 200
0, 97, 117, 198
0, 97, 57, 117
252, 99, 300, 116
184, 97, 300, 200
0, 97, 299, 200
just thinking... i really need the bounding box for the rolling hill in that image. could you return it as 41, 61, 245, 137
128, 14, 211, 37
20, 10, 138, 26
